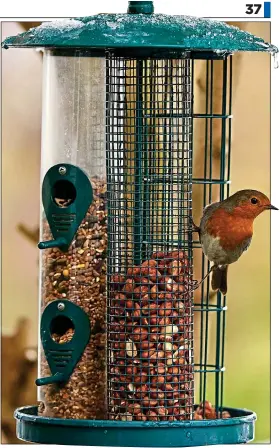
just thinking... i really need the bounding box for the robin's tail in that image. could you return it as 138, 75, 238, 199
211, 266, 228, 295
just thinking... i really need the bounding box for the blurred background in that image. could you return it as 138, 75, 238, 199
2, 21, 271, 443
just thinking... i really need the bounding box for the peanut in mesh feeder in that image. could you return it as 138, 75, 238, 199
2, 1, 277, 446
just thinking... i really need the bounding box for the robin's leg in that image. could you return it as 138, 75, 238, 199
186, 265, 216, 292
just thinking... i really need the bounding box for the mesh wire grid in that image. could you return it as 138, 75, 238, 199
105, 52, 232, 422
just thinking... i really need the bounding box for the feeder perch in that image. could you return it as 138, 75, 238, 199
2, 1, 277, 446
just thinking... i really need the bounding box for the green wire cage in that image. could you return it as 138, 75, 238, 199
2, 1, 277, 446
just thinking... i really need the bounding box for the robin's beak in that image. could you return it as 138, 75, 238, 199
266, 204, 278, 210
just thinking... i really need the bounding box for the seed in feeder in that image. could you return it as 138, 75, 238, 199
150, 350, 164, 361
157, 406, 168, 420
136, 413, 147, 421
131, 327, 148, 342
141, 259, 157, 268
127, 266, 141, 276
173, 343, 189, 359
161, 325, 179, 340
126, 339, 138, 357
146, 411, 158, 421
168, 260, 183, 277
120, 413, 133, 421
166, 356, 175, 366
175, 301, 185, 314
128, 403, 141, 415
142, 349, 156, 359
40, 178, 107, 419
159, 302, 172, 317
151, 251, 166, 259
150, 285, 158, 300
128, 383, 136, 393
56, 258, 67, 265
109, 248, 193, 420
163, 342, 174, 352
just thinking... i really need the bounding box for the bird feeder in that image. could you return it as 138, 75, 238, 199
2, 1, 277, 446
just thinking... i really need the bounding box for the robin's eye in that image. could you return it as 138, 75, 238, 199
251, 197, 258, 205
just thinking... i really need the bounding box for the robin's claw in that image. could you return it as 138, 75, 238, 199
187, 217, 200, 234
188, 266, 215, 292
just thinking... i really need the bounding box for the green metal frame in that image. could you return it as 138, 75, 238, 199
193, 56, 232, 416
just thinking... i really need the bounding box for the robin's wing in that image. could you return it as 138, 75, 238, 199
203, 201, 220, 214
200, 202, 220, 227
198, 202, 220, 243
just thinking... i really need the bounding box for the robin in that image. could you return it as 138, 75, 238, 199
192, 189, 278, 295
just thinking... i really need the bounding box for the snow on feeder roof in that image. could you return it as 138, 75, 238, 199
1, 0, 278, 55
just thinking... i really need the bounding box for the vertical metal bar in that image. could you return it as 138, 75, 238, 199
178, 59, 185, 248
167, 60, 174, 249
188, 57, 195, 419
149, 59, 156, 250
220, 57, 228, 201
133, 59, 144, 265
215, 56, 228, 416
142, 59, 149, 261
226, 55, 233, 197
199, 60, 209, 406
209, 60, 214, 202
105, 53, 110, 419
221, 55, 233, 414
162, 60, 169, 247
202, 58, 214, 413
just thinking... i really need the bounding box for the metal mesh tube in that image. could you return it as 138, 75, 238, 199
106, 54, 194, 422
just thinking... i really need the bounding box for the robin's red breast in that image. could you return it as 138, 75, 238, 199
196, 189, 278, 295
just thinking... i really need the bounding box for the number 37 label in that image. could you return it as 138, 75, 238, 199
245, 3, 271, 17
245, 4, 262, 14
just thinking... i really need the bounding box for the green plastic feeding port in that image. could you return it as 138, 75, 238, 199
2, 0, 277, 446
36, 300, 91, 386
38, 163, 93, 252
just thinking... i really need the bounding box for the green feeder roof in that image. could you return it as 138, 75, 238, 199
1, 0, 278, 54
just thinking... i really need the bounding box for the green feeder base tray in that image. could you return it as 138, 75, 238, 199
15, 405, 256, 446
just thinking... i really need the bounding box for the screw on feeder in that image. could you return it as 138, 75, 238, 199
57, 302, 65, 311
58, 166, 67, 175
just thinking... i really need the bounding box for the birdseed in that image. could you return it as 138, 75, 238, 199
38, 177, 107, 419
